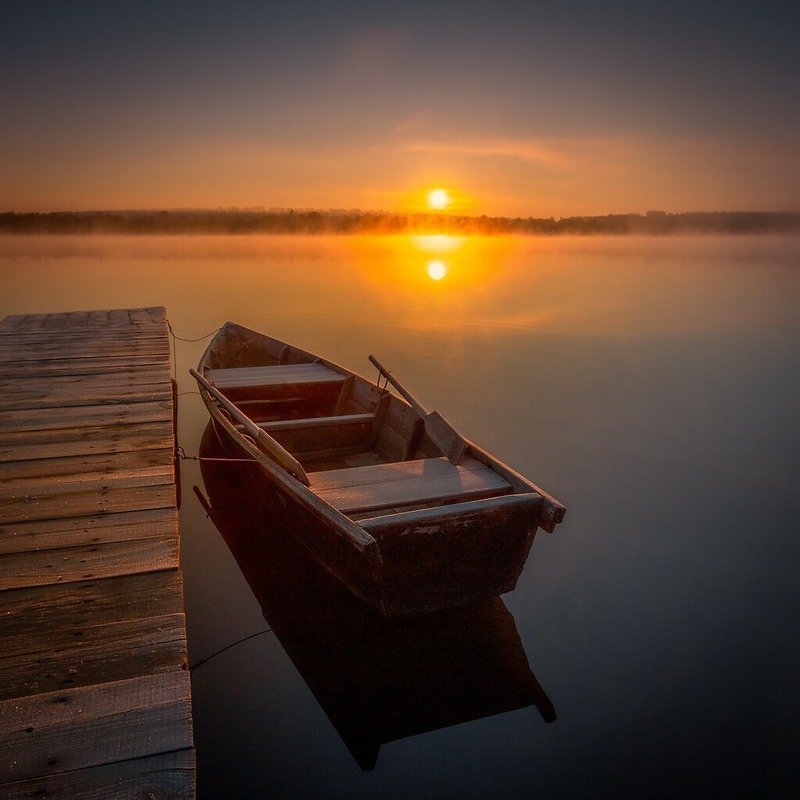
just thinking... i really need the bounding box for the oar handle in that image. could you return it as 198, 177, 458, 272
368, 355, 427, 415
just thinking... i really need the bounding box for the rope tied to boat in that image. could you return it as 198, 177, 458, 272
175, 446, 256, 464
166, 320, 221, 343
165, 320, 221, 383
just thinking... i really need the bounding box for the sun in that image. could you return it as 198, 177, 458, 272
427, 260, 447, 280
427, 189, 450, 210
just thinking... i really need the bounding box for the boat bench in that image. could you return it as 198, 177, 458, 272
208, 362, 351, 414
254, 412, 377, 453
206, 363, 346, 390
310, 455, 513, 515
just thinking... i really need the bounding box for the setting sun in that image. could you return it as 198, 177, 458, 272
427, 189, 450, 210
427, 260, 447, 280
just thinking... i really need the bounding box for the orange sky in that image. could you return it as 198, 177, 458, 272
1, 2, 798, 217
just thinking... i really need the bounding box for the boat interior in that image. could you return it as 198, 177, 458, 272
202, 325, 525, 522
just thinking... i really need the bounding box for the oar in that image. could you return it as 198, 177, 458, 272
368, 355, 467, 465
189, 368, 310, 486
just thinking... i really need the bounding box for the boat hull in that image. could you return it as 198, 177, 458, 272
207, 419, 539, 617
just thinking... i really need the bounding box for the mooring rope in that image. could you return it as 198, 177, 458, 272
166, 320, 221, 343
175, 446, 256, 464
188, 628, 273, 673
165, 320, 221, 382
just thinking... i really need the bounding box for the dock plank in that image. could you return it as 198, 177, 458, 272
0, 528, 178, 591
0, 507, 177, 555
0, 432, 170, 457
0, 571, 184, 638
0, 749, 195, 800
0, 385, 172, 412
0, 482, 176, 524
0, 673, 193, 784
0, 364, 167, 383
0, 610, 187, 701
0, 460, 174, 498
0, 401, 173, 433
0, 449, 173, 485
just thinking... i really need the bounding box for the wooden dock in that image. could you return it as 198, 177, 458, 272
0, 308, 195, 798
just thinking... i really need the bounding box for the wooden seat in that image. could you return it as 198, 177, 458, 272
257, 412, 375, 432
236, 412, 379, 457
206, 363, 346, 390
310, 456, 512, 515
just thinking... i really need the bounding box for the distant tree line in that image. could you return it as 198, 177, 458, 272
1, 209, 799, 235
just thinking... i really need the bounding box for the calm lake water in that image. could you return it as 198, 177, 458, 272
2, 234, 799, 798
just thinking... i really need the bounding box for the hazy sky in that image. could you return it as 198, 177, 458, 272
2, 1, 798, 217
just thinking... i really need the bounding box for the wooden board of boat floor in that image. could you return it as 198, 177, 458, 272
0, 308, 194, 798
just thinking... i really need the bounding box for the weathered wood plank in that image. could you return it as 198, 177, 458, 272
259, 412, 375, 431
2, 311, 165, 327
0, 355, 164, 379
0, 611, 187, 701
0, 536, 179, 590
0, 384, 170, 409
0, 401, 173, 432
0, 340, 169, 357
0, 341, 168, 358
0, 387, 173, 412
0, 672, 192, 783
0, 322, 164, 338
0, 333, 168, 349
0, 461, 173, 500
207, 362, 346, 388
311, 455, 490, 490
0, 482, 176, 525
0, 449, 173, 485
0, 307, 166, 332
0, 507, 177, 555
0, 571, 185, 638
0, 748, 195, 800
0, 330, 169, 346
4, 384, 172, 411
313, 456, 512, 515
0, 369, 168, 393
0, 424, 171, 462
0, 320, 165, 331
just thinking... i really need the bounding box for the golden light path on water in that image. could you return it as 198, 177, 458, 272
4, 233, 796, 341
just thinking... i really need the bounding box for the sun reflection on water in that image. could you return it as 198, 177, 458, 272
427, 260, 447, 280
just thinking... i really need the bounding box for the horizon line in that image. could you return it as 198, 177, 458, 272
3, 207, 800, 219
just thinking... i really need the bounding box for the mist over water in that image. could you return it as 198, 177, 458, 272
3, 234, 799, 798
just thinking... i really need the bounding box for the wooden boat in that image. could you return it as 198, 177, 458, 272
191, 321, 565, 617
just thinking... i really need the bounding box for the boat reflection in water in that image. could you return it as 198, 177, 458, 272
197, 423, 555, 770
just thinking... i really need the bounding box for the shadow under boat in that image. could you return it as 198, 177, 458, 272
196, 422, 556, 770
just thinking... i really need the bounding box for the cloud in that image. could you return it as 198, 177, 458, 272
338, 27, 409, 75
402, 137, 568, 169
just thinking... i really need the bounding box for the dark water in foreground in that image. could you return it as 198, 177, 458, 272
2, 234, 799, 798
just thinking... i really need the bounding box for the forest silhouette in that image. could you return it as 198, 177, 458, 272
2, 209, 799, 235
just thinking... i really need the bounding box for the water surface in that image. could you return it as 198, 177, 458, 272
2, 234, 798, 798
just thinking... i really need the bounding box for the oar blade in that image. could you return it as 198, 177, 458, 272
426, 410, 468, 465
369, 355, 467, 464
